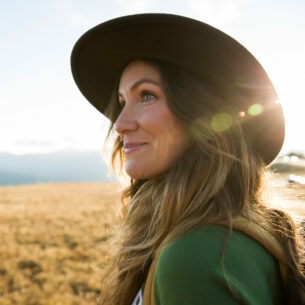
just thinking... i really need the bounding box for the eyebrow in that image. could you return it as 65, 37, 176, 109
118, 78, 162, 97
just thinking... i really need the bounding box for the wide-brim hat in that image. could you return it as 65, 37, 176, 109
71, 13, 285, 165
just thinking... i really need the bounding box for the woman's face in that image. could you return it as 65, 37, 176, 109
115, 60, 189, 179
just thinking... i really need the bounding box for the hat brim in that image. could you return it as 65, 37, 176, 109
71, 13, 284, 165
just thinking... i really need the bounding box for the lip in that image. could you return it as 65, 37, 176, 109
124, 142, 148, 154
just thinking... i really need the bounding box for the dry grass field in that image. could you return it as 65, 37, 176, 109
0, 175, 305, 305
0, 183, 121, 305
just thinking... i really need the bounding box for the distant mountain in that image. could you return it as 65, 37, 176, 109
0, 150, 115, 186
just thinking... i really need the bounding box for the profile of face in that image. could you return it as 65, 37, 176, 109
115, 60, 189, 179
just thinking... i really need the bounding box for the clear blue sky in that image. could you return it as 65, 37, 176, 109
1, 0, 305, 155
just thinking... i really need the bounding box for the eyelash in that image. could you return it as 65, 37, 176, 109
118, 90, 157, 107
140, 91, 156, 103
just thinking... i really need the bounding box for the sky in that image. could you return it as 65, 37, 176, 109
1, 0, 305, 156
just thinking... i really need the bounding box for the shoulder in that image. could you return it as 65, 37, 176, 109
157, 224, 276, 271
154, 225, 283, 305
157, 225, 227, 272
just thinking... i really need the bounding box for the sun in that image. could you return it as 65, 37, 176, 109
267, 64, 304, 154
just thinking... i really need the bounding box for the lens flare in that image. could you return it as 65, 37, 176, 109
211, 113, 233, 132
238, 111, 246, 118
248, 104, 263, 116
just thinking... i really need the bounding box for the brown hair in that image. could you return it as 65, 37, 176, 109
99, 59, 305, 305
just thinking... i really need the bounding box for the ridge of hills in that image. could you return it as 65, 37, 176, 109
1, 150, 305, 186
0, 150, 114, 186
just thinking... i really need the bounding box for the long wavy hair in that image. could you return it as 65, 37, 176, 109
99, 59, 305, 305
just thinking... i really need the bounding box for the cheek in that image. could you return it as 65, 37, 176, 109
125, 105, 189, 178
157, 125, 189, 165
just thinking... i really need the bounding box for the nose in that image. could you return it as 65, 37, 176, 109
114, 105, 138, 135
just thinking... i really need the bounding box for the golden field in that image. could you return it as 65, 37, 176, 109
0, 183, 121, 305
0, 176, 305, 305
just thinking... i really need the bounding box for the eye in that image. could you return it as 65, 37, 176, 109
141, 91, 156, 103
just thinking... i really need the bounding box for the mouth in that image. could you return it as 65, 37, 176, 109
124, 142, 148, 154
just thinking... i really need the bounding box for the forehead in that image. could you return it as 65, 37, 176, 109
119, 60, 161, 89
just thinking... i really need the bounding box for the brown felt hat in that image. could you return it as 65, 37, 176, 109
71, 13, 285, 165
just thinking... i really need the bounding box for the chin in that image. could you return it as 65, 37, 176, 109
128, 173, 149, 180
126, 168, 153, 180
125, 162, 170, 180
127, 169, 168, 180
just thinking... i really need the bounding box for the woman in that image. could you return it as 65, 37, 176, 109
71, 14, 305, 305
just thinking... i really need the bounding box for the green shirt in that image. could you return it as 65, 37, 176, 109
154, 225, 285, 305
